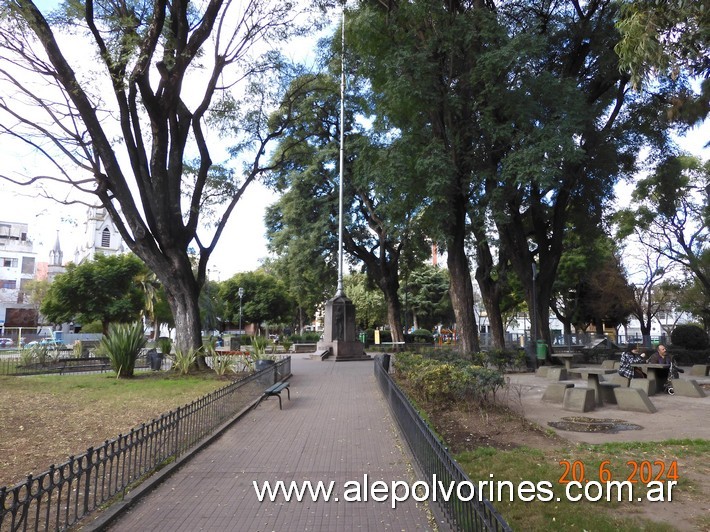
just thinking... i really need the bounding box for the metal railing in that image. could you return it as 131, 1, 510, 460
373, 355, 510, 532
0, 352, 153, 377
0, 356, 291, 531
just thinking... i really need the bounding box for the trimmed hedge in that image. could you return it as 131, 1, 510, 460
671, 324, 709, 350
393, 351, 504, 404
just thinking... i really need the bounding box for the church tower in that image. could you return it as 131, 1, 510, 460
75, 207, 124, 263
47, 231, 65, 281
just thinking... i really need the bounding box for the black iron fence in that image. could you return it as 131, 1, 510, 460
373, 355, 511, 531
0, 357, 290, 531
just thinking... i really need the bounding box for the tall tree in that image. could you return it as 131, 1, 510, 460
350, 0, 675, 355
219, 270, 295, 333
616, 155, 710, 298
0, 0, 321, 357
265, 70, 429, 344
615, 0, 709, 125
349, 1, 501, 354
41, 253, 148, 334
402, 264, 454, 332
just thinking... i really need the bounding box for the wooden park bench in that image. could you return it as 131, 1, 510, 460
261, 381, 291, 410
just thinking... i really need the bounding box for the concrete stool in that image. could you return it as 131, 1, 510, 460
536, 366, 550, 378
546, 367, 568, 381
630, 378, 654, 395
614, 388, 657, 413
599, 382, 620, 404
671, 379, 707, 398
542, 382, 574, 403
563, 388, 595, 413
690, 364, 710, 377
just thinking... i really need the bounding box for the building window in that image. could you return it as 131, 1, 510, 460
21, 257, 35, 274
2, 257, 18, 268
101, 227, 111, 248
1, 279, 17, 289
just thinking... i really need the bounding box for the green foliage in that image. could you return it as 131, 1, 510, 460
73, 341, 83, 358
19, 348, 37, 367
344, 273, 387, 330
394, 351, 504, 404
203, 340, 233, 376
41, 254, 149, 333
472, 349, 528, 372
157, 337, 173, 355
402, 266, 454, 331
671, 324, 709, 350
250, 336, 267, 359
287, 333, 321, 343
220, 270, 296, 330
80, 321, 104, 333
172, 347, 198, 376
407, 329, 433, 344
100, 322, 147, 378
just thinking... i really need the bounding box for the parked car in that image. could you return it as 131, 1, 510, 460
0, 338, 14, 347
24, 339, 68, 349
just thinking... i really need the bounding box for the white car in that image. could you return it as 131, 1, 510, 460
0, 338, 13, 347
25, 339, 68, 349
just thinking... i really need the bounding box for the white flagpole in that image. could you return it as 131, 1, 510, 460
336, 3, 346, 297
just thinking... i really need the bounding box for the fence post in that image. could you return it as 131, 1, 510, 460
83, 447, 94, 515
174, 407, 181, 457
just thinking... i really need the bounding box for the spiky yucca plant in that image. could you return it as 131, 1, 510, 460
100, 322, 147, 378
172, 347, 197, 375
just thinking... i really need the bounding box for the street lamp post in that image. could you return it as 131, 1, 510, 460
238, 287, 244, 336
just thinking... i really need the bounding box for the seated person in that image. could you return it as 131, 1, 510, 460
648, 344, 683, 379
618, 343, 647, 382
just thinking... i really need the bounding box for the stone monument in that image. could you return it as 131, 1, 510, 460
317, 292, 368, 361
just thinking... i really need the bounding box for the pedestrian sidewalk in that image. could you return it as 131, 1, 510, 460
102, 354, 441, 531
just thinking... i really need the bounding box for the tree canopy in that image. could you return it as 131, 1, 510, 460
0, 0, 324, 359
41, 253, 148, 334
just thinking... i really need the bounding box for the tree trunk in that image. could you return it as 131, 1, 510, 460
473, 226, 507, 349
384, 294, 404, 347
157, 263, 205, 369
447, 207, 480, 355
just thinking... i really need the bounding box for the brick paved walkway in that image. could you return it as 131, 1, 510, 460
104, 354, 441, 531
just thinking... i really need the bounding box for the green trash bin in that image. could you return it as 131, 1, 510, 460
536, 340, 548, 360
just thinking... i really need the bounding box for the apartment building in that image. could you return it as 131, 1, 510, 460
0, 221, 38, 326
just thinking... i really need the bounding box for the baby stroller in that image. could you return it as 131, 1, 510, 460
662, 359, 684, 395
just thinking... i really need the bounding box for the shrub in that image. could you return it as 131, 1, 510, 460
393, 350, 505, 404
100, 322, 147, 378
80, 320, 104, 333
157, 337, 172, 355
671, 324, 709, 350
211, 354, 233, 376
172, 347, 197, 375
408, 329, 434, 344
73, 340, 83, 358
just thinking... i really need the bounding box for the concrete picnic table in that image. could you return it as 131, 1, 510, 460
551, 352, 576, 370
575, 367, 618, 407
631, 363, 669, 395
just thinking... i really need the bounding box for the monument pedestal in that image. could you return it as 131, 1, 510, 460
317, 293, 369, 361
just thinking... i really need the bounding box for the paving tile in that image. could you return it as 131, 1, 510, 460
108, 355, 443, 531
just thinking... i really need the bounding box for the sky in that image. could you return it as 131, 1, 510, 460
0, 3, 708, 281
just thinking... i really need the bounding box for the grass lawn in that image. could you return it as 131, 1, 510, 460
455, 439, 710, 531
0, 371, 228, 488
